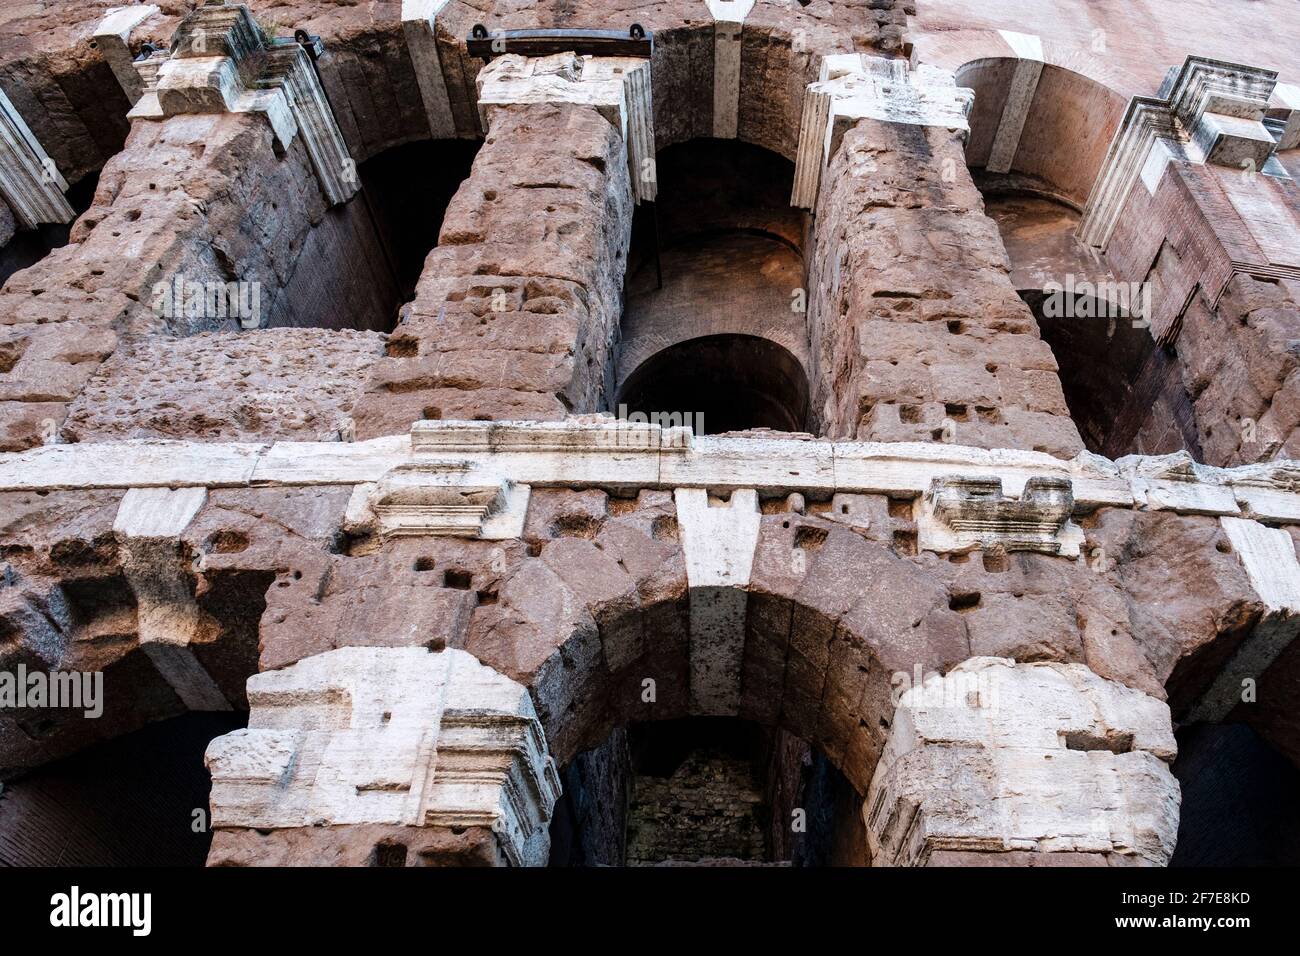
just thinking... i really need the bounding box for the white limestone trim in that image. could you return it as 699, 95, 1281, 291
916, 474, 1084, 557
0, 87, 74, 229
7, 423, 1300, 526
705, 0, 755, 139
127, 49, 169, 119
676, 488, 760, 715
792, 54, 974, 210
865, 657, 1180, 867
113, 487, 232, 711
985, 31, 1044, 174
1274, 82, 1300, 150
1079, 56, 1285, 251
475, 53, 657, 202
93, 4, 162, 104
346, 460, 531, 540
1185, 517, 1300, 723
205, 647, 561, 866
401, 0, 456, 140
134, 5, 359, 205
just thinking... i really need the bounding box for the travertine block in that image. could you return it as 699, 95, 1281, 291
866, 657, 1180, 867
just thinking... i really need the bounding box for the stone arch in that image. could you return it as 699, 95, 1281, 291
921, 29, 1136, 209
956, 57, 1130, 208
618, 136, 811, 432
457, 484, 1183, 866
616, 334, 810, 434
982, 191, 1199, 459
467, 493, 967, 797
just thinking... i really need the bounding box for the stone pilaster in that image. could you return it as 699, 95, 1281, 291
865, 657, 1181, 867
205, 647, 561, 866
1078, 55, 1300, 465
798, 54, 1084, 457
351, 53, 644, 438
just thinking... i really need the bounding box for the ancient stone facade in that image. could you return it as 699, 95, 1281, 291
0, 0, 1298, 868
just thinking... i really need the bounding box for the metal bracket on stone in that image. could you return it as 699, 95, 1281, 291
92, 4, 163, 105
466, 24, 654, 61
129, 1, 359, 206
791, 54, 974, 210
917, 474, 1082, 556
346, 460, 529, 541
1079, 56, 1290, 252
475, 51, 657, 202
0, 88, 75, 229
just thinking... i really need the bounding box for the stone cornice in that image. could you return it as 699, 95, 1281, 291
128, 1, 359, 206
1078, 55, 1288, 251
792, 53, 974, 209
5, 420, 1300, 526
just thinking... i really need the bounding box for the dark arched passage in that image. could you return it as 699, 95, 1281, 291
617, 334, 810, 435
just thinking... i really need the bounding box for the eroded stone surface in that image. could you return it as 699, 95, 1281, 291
865, 657, 1180, 867
64, 329, 384, 443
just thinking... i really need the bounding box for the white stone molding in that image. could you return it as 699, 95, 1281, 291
401, 0, 456, 140
93, 4, 162, 104
475, 53, 657, 202
1079, 56, 1287, 251
792, 54, 974, 210
0, 87, 75, 229
113, 486, 232, 711
865, 657, 1181, 867
205, 647, 561, 866
705, 0, 755, 140
916, 474, 1083, 557
128, 49, 169, 119
1185, 517, 1300, 722
1273, 82, 1300, 150
675, 488, 761, 715
346, 460, 530, 540
132, 2, 359, 205
8, 421, 1300, 526
985, 30, 1044, 174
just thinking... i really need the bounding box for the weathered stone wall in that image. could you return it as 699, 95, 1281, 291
805, 118, 1084, 457
0, 109, 395, 450
1104, 160, 1300, 466
352, 102, 634, 437
627, 746, 767, 864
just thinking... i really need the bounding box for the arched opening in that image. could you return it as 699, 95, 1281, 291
261, 137, 479, 332
1171, 723, 1300, 866
469, 495, 974, 866
0, 712, 245, 866
548, 717, 863, 866
617, 334, 809, 435
617, 138, 811, 434
984, 192, 1200, 459
0, 172, 101, 287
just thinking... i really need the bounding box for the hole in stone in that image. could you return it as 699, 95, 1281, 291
1062, 730, 1134, 754
371, 842, 408, 867
948, 591, 981, 612
205, 530, 249, 554
982, 549, 1010, 573
414, 557, 437, 572
794, 526, 827, 551
443, 569, 473, 590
